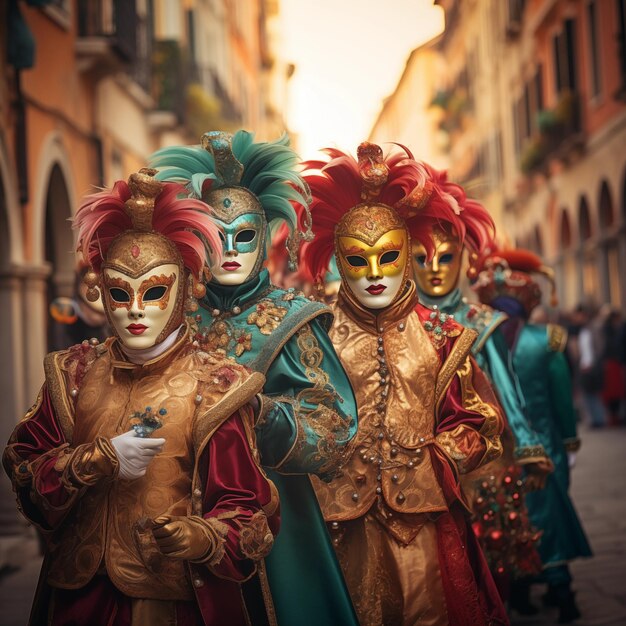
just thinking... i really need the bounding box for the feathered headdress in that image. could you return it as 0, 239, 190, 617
150, 130, 312, 269
473, 248, 558, 314
74, 168, 222, 277
299, 142, 482, 283
411, 164, 495, 279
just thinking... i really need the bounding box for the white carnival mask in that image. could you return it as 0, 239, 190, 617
102, 263, 182, 349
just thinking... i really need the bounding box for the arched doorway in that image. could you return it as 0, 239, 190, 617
623, 168, 626, 224
598, 180, 620, 308
21, 134, 78, 408
527, 224, 544, 256
599, 181, 615, 230
577, 195, 596, 303
534, 225, 544, 256
44, 164, 76, 352
619, 167, 626, 308
558, 208, 576, 308
0, 148, 27, 538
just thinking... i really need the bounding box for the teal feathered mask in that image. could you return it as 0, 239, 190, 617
150, 130, 312, 270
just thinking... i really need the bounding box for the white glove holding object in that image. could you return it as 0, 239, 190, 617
111, 430, 165, 480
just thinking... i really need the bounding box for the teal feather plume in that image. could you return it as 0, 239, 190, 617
149, 130, 312, 268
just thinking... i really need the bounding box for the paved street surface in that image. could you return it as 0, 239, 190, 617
511, 426, 626, 626
0, 427, 624, 626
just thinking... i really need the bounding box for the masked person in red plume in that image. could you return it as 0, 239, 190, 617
3, 169, 279, 626
300, 142, 509, 626
410, 165, 549, 607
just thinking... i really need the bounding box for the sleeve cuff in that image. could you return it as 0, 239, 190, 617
563, 437, 581, 452
66, 437, 119, 486
435, 431, 471, 474
514, 445, 549, 465
254, 393, 274, 426
189, 516, 229, 566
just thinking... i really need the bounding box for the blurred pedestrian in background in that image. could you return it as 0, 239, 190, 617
578, 305, 607, 428
602, 309, 625, 427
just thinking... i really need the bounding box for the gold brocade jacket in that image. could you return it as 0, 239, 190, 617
313, 282, 504, 543
3, 325, 279, 601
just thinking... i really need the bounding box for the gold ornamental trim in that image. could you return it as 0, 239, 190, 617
470, 307, 508, 354
192, 371, 266, 457
43, 351, 76, 441
547, 323, 568, 353
434, 327, 478, 409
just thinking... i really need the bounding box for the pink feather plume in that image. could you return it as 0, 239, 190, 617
74, 179, 222, 275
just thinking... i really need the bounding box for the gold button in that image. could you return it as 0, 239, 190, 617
263, 533, 273, 544
193, 578, 204, 588
193, 488, 202, 497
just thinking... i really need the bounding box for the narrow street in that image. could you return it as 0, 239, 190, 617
511, 426, 626, 626
0, 427, 624, 626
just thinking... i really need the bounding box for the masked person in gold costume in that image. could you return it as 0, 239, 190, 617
3, 169, 279, 626
300, 143, 509, 626
411, 165, 550, 608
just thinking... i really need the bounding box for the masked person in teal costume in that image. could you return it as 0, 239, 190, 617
410, 167, 552, 606
151, 131, 359, 626
474, 248, 592, 624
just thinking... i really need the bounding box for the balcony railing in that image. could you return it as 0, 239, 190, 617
188, 64, 242, 123
151, 45, 245, 133
505, 0, 526, 39
152, 40, 186, 122
77, 0, 138, 63
520, 90, 584, 175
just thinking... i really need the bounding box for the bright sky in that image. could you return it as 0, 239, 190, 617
279, 0, 444, 159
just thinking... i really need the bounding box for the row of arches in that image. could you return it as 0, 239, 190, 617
518, 174, 626, 310
559, 180, 624, 249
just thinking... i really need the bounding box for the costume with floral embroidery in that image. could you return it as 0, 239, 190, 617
152, 132, 358, 626
300, 143, 508, 626
3, 171, 279, 626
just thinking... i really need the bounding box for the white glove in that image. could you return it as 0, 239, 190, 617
567, 451, 577, 469
111, 430, 165, 480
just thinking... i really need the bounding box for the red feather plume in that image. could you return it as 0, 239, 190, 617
299, 144, 495, 282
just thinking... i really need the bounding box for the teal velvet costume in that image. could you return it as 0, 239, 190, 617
418, 288, 546, 460
151, 130, 359, 625
195, 270, 359, 625
507, 322, 592, 570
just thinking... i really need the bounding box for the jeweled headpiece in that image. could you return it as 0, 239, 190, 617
473, 248, 558, 315
74, 168, 221, 294
300, 142, 464, 283
150, 130, 312, 269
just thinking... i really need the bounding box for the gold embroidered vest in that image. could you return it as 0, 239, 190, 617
313, 283, 449, 529
45, 331, 257, 600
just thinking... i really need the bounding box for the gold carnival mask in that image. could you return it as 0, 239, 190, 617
412, 228, 463, 298
336, 204, 409, 309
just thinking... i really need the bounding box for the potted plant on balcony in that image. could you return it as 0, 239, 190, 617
554, 89, 579, 135
537, 108, 559, 136
520, 134, 549, 175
